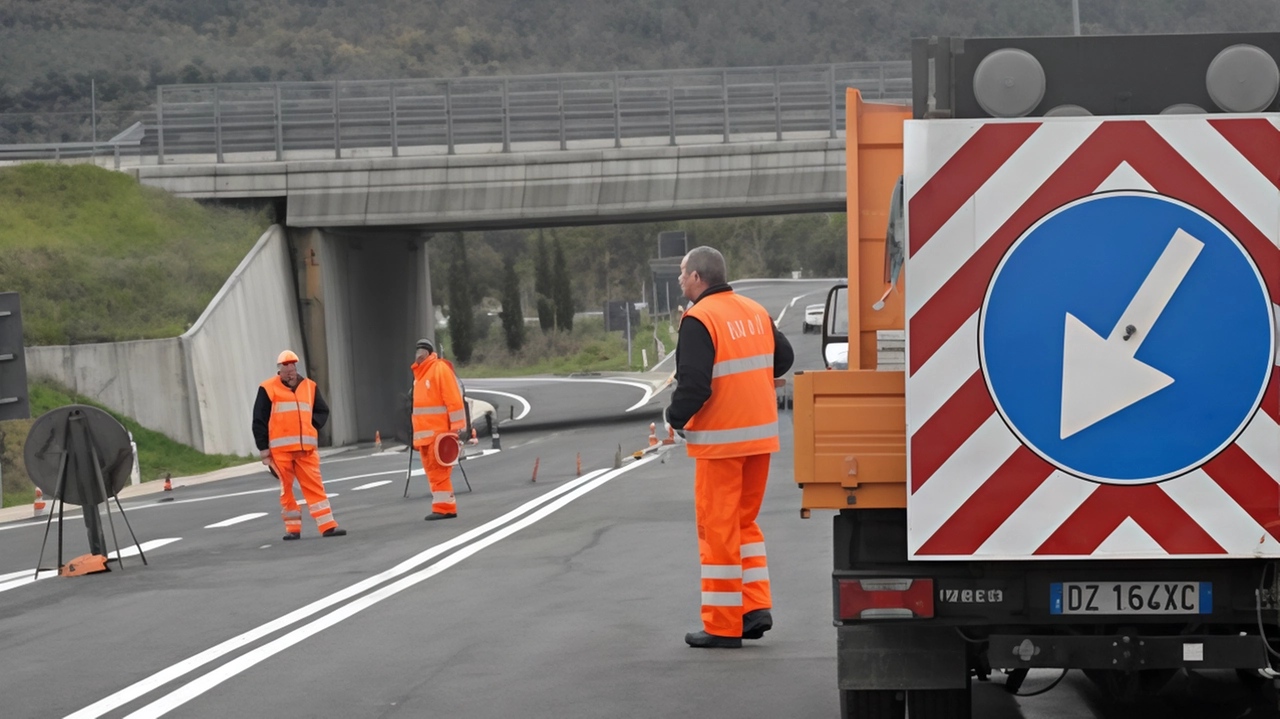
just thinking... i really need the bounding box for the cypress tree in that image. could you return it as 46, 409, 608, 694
499, 254, 526, 352
552, 232, 574, 332
447, 233, 474, 363
534, 230, 555, 332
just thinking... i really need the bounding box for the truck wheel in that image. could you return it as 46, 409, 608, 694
905, 685, 972, 719
839, 689, 905, 718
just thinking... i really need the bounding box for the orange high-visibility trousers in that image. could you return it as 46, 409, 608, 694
419, 445, 457, 515
694, 453, 772, 637
273, 449, 338, 534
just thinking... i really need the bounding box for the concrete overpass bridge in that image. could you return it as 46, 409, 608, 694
12, 62, 910, 456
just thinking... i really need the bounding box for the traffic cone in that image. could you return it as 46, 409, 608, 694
163, 473, 172, 492
33, 488, 47, 517
468, 429, 478, 445
375, 431, 382, 452
648, 423, 658, 446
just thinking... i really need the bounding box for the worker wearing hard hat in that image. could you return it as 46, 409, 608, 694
665, 246, 793, 649
252, 350, 347, 540
411, 338, 468, 520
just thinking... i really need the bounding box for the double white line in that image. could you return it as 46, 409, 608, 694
67, 454, 660, 719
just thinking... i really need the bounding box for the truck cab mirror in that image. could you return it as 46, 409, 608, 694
821, 284, 850, 370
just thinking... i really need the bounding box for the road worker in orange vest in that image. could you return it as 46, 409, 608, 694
412, 338, 468, 520
252, 350, 347, 540
665, 246, 794, 649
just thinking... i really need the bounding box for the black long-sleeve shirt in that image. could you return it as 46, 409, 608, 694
252, 378, 331, 451
666, 284, 794, 430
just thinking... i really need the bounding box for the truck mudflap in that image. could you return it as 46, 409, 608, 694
987, 633, 1267, 671
837, 625, 968, 690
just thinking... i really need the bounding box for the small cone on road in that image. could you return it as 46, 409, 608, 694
531, 457, 540, 483
163, 473, 173, 492
33, 488, 47, 517
648, 423, 658, 446
576, 452, 582, 477
468, 429, 478, 445
375, 431, 382, 452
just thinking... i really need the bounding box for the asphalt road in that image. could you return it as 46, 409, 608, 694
0, 278, 1275, 719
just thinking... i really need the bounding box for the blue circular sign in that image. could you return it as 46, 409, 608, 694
980, 192, 1274, 484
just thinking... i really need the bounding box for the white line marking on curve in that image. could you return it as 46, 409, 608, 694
65, 468, 615, 719
204, 513, 269, 529
466, 389, 532, 420
118, 458, 659, 719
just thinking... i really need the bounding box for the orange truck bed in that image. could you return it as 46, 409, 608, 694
793, 91, 910, 512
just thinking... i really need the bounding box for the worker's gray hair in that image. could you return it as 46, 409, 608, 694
684, 246, 727, 286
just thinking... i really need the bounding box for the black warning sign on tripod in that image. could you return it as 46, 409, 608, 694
24, 405, 148, 577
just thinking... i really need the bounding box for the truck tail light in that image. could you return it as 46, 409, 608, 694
837, 578, 934, 620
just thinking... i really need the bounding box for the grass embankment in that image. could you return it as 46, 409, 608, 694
1, 382, 255, 507
445, 315, 679, 379
0, 163, 271, 344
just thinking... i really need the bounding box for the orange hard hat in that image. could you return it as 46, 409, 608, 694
277, 350, 300, 365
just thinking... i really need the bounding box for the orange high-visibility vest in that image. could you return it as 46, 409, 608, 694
412, 355, 467, 449
261, 376, 319, 452
682, 292, 780, 458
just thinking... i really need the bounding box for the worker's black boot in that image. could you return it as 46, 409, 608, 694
282, 532, 301, 541
322, 527, 347, 537
742, 609, 773, 640
424, 512, 457, 521
684, 631, 742, 649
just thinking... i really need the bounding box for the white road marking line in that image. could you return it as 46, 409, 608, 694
204, 513, 269, 529
350, 480, 393, 491
66, 467, 614, 719
120, 457, 660, 719
466, 388, 532, 420
0, 538, 182, 596
473, 377, 657, 412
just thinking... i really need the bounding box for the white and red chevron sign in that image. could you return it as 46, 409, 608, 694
904, 116, 1280, 560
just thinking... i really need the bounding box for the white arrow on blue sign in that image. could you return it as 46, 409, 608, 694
979, 192, 1275, 484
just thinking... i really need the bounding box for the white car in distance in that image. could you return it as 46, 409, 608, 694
802, 304, 825, 334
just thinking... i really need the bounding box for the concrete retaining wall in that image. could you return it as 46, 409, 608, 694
25, 225, 303, 457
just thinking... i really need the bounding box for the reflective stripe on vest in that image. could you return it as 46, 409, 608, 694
273, 402, 312, 412
711, 353, 773, 378
270, 436, 318, 448
414, 430, 436, 442
683, 421, 778, 447
449, 409, 466, 422
413, 406, 447, 415
682, 292, 780, 458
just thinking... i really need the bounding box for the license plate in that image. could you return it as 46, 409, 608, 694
1050, 582, 1211, 615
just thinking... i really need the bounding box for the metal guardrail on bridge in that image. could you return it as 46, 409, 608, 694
0, 61, 911, 165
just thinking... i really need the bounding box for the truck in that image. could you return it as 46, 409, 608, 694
792, 31, 1280, 718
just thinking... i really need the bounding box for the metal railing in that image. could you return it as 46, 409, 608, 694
1, 62, 911, 165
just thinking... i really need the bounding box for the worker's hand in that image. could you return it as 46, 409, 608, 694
260, 449, 272, 466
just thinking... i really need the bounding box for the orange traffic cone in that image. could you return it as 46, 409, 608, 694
375, 431, 382, 452
163, 473, 173, 492
648, 423, 658, 446
33, 488, 47, 517
468, 429, 478, 445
